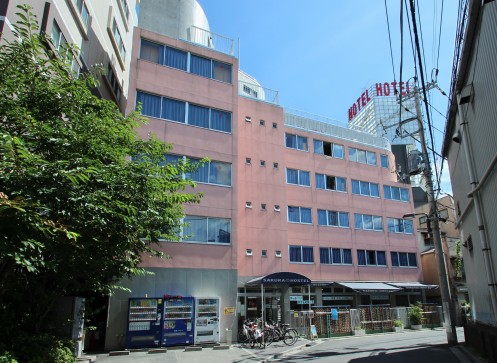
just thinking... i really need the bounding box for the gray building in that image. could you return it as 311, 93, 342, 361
442, 0, 497, 360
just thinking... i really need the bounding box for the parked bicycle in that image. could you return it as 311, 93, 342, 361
263, 320, 299, 346
237, 319, 267, 349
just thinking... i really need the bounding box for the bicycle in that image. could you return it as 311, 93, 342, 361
264, 320, 299, 346
237, 319, 266, 349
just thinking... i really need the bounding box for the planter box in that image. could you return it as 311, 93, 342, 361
411, 324, 422, 330
353, 329, 366, 336
393, 327, 404, 333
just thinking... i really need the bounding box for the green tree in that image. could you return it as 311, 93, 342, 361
0, 6, 202, 360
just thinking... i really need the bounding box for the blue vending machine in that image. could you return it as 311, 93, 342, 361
161, 295, 195, 347
126, 297, 162, 349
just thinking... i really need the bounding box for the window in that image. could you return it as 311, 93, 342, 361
74, 0, 90, 29
273, 162, 279, 169
387, 218, 414, 234
289, 246, 314, 263
245, 158, 251, 165
272, 122, 278, 129
136, 91, 232, 133
105, 64, 122, 102
246, 249, 252, 256
182, 216, 231, 244
351, 180, 380, 197
380, 154, 389, 168
285, 133, 308, 151
287, 206, 312, 224
112, 19, 126, 61
51, 21, 67, 51
357, 250, 387, 266
391, 252, 417, 267
349, 147, 377, 166
262, 250, 267, 257
314, 139, 344, 159
320, 248, 352, 265
286, 168, 310, 186
275, 250, 282, 257
384, 185, 410, 202
191, 54, 232, 83
261, 203, 267, 211
419, 216, 427, 224
119, 0, 130, 22
245, 116, 252, 122
186, 158, 232, 186
316, 173, 347, 192
246, 202, 252, 208
260, 160, 266, 167
354, 214, 383, 231
317, 210, 349, 228
260, 120, 265, 126
274, 205, 281, 212
242, 85, 257, 97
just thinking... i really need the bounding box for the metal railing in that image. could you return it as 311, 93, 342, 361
238, 80, 280, 105
284, 109, 391, 151
183, 26, 237, 57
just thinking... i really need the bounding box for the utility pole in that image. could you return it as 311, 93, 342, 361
413, 84, 458, 345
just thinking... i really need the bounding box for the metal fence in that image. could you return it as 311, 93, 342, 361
183, 26, 237, 57
238, 80, 280, 105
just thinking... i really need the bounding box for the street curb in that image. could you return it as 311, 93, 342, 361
108, 351, 130, 356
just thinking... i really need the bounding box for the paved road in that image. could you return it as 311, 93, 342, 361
92, 327, 480, 363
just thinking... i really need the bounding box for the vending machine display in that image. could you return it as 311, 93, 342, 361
161, 296, 195, 347
194, 297, 220, 343
126, 298, 162, 349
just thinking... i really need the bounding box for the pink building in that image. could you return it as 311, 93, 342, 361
106, 0, 427, 349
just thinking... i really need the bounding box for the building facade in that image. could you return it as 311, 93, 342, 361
103, 0, 431, 350
0, 0, 137, 112
442, 0, 497, 359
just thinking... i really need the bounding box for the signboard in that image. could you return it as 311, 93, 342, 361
371, 295, 389, 300
348, 81, 412, 121
224, 307, 235, 315
297, 300, 314, 305
290, 296, 303, 301
331, 309, 338, 321
323, 296, 354, 301
310, 325, 318, 339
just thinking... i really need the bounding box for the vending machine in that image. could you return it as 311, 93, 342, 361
161, 296, 195, 347
126, 297, 162, 349
194, 297, 220, 344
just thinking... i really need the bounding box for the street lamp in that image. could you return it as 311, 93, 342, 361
403, 211, 458, 345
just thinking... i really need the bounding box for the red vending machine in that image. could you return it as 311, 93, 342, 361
126, 297, 162, 349
161, 296, 195, 347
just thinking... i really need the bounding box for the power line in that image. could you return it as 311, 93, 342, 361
384, 0, 397, 81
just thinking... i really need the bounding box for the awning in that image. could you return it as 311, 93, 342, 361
388, 282, 438, 290
245, 272, 311, 286
337, 282, 402, 293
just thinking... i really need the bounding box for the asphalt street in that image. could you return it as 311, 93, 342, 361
91, 327, 484, 363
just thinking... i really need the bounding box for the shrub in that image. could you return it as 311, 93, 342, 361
393, 319, 403, 327
408, 303, 424, 325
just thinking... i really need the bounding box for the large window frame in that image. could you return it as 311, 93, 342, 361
286, 168, 310, 187
289, 245, 314, 263
316, 173, 347, 192
387, 218, 414, 234
314, 139, 344, 159
354, 214, 383, 231
357, 250, 387, 266
384, 185, 410, 202
164, 154, 232, 187
136, 91, 232, 133
287, 206, 312, 224
112, 19, 126, 62
391, 252, 417, 267
380, 154, 389, 168
182, 216, 231, 244
139, 38, 232, 84
317, 209, 350, 228
285, 133, 308, 151
349, 147, 377, 166
351, 180, 380, 197
320, 248, 352, 265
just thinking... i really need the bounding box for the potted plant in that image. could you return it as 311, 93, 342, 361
393, 319, 404, 332
353, 325, 365, 335
408, 303, 424, 330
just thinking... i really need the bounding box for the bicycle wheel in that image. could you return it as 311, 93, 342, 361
263, 329, 274, 346
283, 328, 299, 346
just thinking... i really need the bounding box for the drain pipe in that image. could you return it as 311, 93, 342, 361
457, 93, 497, 321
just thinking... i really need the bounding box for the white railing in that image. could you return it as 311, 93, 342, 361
284, 109, 391, 150
238, 80, 279, 105
183, 26, 237, 57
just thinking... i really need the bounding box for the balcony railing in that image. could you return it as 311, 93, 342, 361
284, 109, 391, 150
238, 80, 280, 105
183, 26, 237, 57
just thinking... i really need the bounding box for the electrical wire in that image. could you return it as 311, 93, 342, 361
436, 0, 445, 72
384, 0, 397, 81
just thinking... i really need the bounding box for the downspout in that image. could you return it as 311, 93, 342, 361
457, 93, 497, 321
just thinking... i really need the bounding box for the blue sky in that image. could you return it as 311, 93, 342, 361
197, 0, 458, 194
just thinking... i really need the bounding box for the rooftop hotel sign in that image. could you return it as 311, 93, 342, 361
348, 82, 412, 121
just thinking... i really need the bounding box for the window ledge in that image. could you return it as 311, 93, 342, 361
107, 24, 125, 70
117, 0, 130, 32
67, 0, 89, 40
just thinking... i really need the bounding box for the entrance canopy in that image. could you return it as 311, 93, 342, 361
245, 272, 311, 286
337, 282, 401, 293
388, 282, 438, 289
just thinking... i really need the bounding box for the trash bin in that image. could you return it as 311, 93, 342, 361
226, 329, 232, 346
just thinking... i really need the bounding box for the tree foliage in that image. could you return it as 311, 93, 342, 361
0, 5, 202, 358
